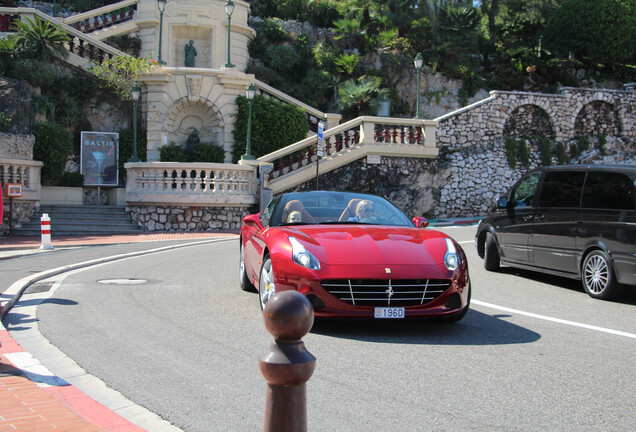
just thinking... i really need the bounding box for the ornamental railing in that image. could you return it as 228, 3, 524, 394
0, 7, 126, 65
0, 158, 43, 202
62, 0, 138, 36
124, 162, 258, 206
258, 116, 438, 193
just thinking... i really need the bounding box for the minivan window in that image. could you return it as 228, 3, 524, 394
537, 171, 585, 208
511, 172, 540, 207
581, 172, 635, 210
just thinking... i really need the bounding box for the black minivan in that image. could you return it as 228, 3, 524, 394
475, 164, 636, 299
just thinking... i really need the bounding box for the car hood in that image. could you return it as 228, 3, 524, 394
279, 225, 450, 266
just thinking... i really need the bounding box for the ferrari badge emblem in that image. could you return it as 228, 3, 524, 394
385, 268, 391, 274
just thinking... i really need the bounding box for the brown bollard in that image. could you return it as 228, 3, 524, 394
259, 290, 316, 432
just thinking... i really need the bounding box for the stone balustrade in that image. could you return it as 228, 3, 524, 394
61, 0, 138, 35
260, 116, 438, 194
124, 162, 258, 206
0, 7, 126, 66
0, 157, 42, 202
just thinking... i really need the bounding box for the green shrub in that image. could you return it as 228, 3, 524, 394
0, 112, 12, 132
32, 122, 74, 186
159, 142, 224, 163
232, 94, 308, 163
58, 171, 84, 187
569, 142, 581, 158
159, 142, 187, 162
518, 140, 530, 166
258, 18, 290, 43
193, 143, 225, 163
556, 142, 566, 164
265, 45, 302, 77
598, 135, 607, 155
577, 135, 590, 151
538, 137, 553, 166
504, 137, 518, 168
304, 0, 340, 27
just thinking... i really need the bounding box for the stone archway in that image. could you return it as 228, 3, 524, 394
574, 100, 621, 136
165, 98, 225, 150
503, 104, 555, 139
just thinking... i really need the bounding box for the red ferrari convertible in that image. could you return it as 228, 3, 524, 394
240, 191, 470, 320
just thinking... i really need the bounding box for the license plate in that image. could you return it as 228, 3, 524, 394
374, 307, 405, 319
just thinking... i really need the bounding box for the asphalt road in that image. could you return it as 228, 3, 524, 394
4, 226, 636, 431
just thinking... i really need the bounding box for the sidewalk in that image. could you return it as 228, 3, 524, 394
1, 231, 239, 432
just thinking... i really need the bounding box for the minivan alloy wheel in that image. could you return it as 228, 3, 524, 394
582, 250, 621, 300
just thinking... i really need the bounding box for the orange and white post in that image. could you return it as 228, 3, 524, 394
40, 213, 53, 250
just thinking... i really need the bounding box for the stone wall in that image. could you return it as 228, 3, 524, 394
289, 87, 636, 218
0, 133, 35, 159
127, 205, 253, 232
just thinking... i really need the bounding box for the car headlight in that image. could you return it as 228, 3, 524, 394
444, 238, 460, 271
289, 237, 321, 270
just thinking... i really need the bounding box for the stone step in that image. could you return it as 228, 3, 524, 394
10, 205, 142, 236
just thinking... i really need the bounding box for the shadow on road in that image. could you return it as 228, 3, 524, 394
311, 309, 541, 345
497, 266, 636, 305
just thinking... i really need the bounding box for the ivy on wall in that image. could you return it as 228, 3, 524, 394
232, 95, 308, 163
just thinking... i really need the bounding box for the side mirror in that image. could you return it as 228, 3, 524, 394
412, 216, 429, 228
497, 197, 508, 208
242, 214, 263, 229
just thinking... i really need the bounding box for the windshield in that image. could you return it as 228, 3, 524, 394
270, 191, 413, 228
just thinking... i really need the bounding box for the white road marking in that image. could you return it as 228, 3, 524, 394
472, 299, 636, 339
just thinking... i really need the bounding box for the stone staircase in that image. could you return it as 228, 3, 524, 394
12, 205, 141, 236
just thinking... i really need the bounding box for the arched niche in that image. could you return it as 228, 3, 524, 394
165, 98, 224, 149
574, 101, 621, 137
503, 104, 555, 139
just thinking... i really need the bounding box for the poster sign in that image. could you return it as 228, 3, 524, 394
81, 132, 119, 186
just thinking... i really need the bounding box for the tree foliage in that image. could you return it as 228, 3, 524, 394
542, 0, 636, 67
32, 122, 74, 186
91, 55, 157, 102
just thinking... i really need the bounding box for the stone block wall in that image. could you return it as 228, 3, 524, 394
290, 87, 636, 219
127, 205, 253, 232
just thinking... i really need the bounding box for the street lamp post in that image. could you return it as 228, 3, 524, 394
242, 83, 256, 160
223, 0, 235, 68
129, 84, 141, 162
414, 52, 423, 119
157, 0, 167, 65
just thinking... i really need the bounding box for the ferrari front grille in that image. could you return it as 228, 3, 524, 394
321, 279, 452, 307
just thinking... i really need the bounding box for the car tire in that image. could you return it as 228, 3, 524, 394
582, 250, 623, 300
239, 243, 256, 292
483, 232, 500, 271
441, 280, 471, 323
259, 255, 275, 311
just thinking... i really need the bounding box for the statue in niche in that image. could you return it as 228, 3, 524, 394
184, 40, 197, 67
185, 128, 199, 161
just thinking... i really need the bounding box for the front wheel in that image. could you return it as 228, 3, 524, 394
259, 255, 276, 310
582, 250, 622, 300
483, 232, 500, 271
239, 243, 256, 292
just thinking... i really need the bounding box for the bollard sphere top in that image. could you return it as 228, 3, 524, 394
263, 291, 314, 341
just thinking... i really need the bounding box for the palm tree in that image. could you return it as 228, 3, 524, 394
12, 16, 70, 61
0, 34, 23, 74
337, 76, 390, 118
